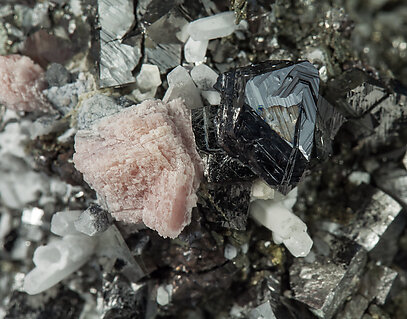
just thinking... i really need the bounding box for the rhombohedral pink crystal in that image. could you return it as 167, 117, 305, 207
0, 55, 51, 112
73, 98, 203, 238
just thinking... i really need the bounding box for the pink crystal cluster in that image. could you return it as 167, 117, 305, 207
73, 98, 203, 238
0, 55, 50, 112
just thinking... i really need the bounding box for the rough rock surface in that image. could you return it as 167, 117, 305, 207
0, 54, 51, 112
73, 98, 203, 238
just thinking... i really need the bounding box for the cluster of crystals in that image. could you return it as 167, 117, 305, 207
1, 1, 407, 319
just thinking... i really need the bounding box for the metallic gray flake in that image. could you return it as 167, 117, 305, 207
328, 188, 403, 252
98, 0, 141, 88
290, 233, 367, 319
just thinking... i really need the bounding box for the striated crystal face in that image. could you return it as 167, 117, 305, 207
215, 60, 320, 194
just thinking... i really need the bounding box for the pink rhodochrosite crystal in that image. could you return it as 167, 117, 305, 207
0, 54, 51, 112
73, 98, 203, 238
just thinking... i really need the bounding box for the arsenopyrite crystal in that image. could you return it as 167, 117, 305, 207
98, 0, 141, 88
215, 60, 320, 194
289, 233, 367, 319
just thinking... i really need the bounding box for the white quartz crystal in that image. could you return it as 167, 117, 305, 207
224, 243, 238, 260
136, 64, 161, 92
157, 284, 173, 306
187, 11, 237, 41
184, 37, 208, 63
132, 64, 162, 102
190, 64, 218, 90
163, 66, 203, 109
22, 207, 44, 226
50, 211, 82, 236
348, 171, 371, 185
24, 234, 97, 295
0, 157, 48, 210
190, 64, 221, 105
24, 210, 97, 295
251, 179, 275, 201
0, 121, 27, 158
250, 188, 313, 257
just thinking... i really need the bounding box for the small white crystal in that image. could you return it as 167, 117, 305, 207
157, 284, 173, 306
132, 64, 162, 102
241, 243, 249, 254
135, 64, 161, 92
348, 171, 371, 185
190, 64, 218, 90
248, 301, 277, 319
250, 188, 313, 257
24, 210, 97, 295
187, 12, 237, 41
224, 243, 238, 260
50, 211, 82, 236
251, 179, 275, 201
43, 75, 90, 115
24, 234, 97, 295
184, 37, 208, 63
22, 207, 44, 226
0, 122, 27, 158
163, 66, 203, 109
0, 161, 48, 210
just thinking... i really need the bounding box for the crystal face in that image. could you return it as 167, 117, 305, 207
215, 60, 320, 194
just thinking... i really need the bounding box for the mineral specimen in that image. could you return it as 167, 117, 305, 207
289, 233, 367, 319
251, 179, 275, 201
24, 211, 97, 295
215, 60, 320, 194
250, 188, 313, 257
323, 186, 405, 262
2, 1, 407, 318
98, 0, 141, 88
191, 64, 221, 105
163, 65, 203, 109
184, 37, 208, 63
73, 98, 203, 238
191, 105, 256, 183
0, 54, 50, 112
74, 203, 112, 236
132, 64, 162, 102
187, 11, 238, 41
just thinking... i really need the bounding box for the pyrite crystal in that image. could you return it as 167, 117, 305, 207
215, 61, 320, 193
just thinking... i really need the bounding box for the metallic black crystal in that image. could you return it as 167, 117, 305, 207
214, 60, 320, 194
